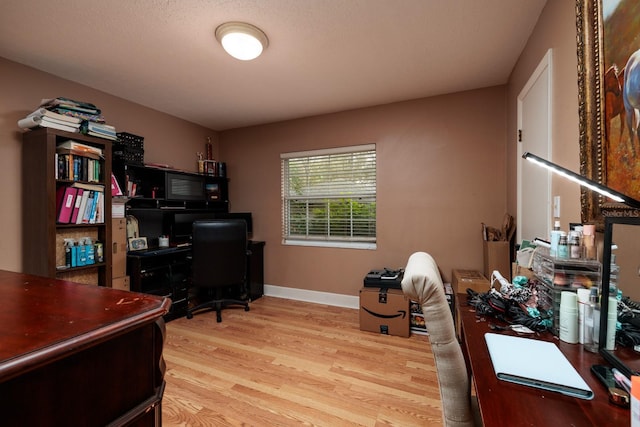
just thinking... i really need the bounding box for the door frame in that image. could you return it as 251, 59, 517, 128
517, 49, 553, 244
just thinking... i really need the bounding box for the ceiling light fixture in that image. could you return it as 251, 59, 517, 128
215, 22, 268, 61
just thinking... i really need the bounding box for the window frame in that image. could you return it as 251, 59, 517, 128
281, 144, 377, 250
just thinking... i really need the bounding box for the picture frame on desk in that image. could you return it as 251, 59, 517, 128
128, 237, 148, 251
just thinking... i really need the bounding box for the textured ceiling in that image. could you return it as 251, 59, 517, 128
0, 0, 547, 131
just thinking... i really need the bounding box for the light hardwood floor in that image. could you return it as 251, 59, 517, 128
162, 296, 442, 426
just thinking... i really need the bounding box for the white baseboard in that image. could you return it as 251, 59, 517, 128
263, 284, 359, 309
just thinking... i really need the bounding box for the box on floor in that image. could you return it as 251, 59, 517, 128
359, 287, 410, 337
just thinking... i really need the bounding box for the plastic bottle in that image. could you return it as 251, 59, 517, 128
558, 232, 569, 259
63, 239, 73, 267
550, 221, 562, 257
86, 237, 95, 265
95, 241, 104, 263
606, 296, 618, 351
583, 224, 596, 259
77, 238, 86, 267
583, 288, 599, 352
559, 291, 579, 344
70, 240, 78, 267
569, 232, 581, 259
609, 253, 620, 295
577, 288, 590, 344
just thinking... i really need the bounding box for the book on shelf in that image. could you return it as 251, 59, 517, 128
75, 191, 91, 224
56, 186, 78, 224
90, 191, 102, 224
18, 115, 80, 133
71, 182, 105, 192
27, 107, 82, 124
81, 191, 96, 224
40, 97, 101, 115
70, 189, 84, 224
80, 121, 117, 140
57, 140, 103, 156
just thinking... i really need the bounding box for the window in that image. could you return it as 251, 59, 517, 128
281, 144, 376, 249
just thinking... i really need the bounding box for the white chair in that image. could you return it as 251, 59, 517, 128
401, 252, 478, 427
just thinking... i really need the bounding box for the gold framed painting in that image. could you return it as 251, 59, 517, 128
576, 0, 640, 223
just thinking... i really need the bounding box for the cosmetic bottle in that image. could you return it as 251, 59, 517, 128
582, 224, 596, 260
550, 221, 562, 257
577, 288, 590, 344
583, 288, 598, 352
569, 232, 581, 259
559, 291, 578, 344
558, 232, 569, 259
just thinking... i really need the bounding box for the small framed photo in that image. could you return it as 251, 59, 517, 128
128, 237, 148, 251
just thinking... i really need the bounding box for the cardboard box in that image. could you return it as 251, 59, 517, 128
451, 269, 490, 294
112, 275, 130, 291
112, 218, 127, 278
359, 287, 410, 337
512, 262, 535, 280
483, 240, 511, 282
452, 270, 489, 339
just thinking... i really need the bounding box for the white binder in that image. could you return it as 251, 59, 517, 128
485, 332, 594, 400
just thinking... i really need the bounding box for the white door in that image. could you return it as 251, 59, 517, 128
517, 49, 552, 244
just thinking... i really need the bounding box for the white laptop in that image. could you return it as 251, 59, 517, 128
485, 332, 594, 400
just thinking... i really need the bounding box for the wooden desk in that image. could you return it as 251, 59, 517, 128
0, 270, 170, 426
457, 293, 629, 426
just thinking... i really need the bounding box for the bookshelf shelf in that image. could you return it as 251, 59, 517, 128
22, 127, 113, 287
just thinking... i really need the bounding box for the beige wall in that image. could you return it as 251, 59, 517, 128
0, 0, 581, 299
507, 0, 582, 231
220, 87, 508, 296
0, 57, 218, 273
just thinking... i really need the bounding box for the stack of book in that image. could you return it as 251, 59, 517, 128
18, 97, 117, 140
17, 108, 82, 133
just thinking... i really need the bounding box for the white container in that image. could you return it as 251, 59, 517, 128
577, 288, 590, 344
606, 296, 617, 351
559, 291, 579, 344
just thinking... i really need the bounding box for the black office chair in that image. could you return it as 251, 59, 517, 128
186, 219, 250, 322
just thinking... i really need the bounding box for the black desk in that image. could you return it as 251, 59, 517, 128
127, 241, 265, 320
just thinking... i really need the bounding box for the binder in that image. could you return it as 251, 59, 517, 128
75, 190, 90, 224
485, 333, 594, 400
70, 189, 84, 224
56, 186, 77, 224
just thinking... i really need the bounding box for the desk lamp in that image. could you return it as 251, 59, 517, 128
521, 152, 640, 209
523, 151, 640, 383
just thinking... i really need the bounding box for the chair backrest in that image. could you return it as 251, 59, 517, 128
191, 219, 247, 288
401, 252, 475, 427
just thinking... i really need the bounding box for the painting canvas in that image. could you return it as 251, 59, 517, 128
576, 0, 640, 223
601, 0, 640, 200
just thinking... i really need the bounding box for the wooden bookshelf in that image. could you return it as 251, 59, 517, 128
22, 127, 113, 286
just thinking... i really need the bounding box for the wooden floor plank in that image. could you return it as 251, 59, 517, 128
162, 296, 442, 426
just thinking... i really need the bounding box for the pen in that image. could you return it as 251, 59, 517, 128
612, 368, 631, 393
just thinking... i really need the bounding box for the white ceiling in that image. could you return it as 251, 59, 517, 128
0, 0, 547, 131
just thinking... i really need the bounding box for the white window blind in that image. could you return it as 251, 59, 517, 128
281, 144, 376, 248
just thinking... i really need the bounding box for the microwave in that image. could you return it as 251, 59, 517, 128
165, 172, 205, 201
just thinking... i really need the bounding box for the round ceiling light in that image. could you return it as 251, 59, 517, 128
215, 22, 268, 61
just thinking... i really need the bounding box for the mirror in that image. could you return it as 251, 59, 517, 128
599, 215, 640, 377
